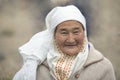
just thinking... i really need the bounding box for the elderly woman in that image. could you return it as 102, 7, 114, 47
13, 5, 116, 80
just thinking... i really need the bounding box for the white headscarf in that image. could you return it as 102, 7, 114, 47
13, 30, 52, 80
46, 5, 89, 80
15, 5, 89, 80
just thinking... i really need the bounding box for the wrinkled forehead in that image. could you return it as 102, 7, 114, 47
54, 20, 85, 33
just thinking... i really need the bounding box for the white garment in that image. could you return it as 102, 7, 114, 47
47, 40, 88, 80
18, 30, 52, 63
46, 5, 89, 80
13, 59, 38, 80
13, 5, 88, 80
13, 30, 52, 80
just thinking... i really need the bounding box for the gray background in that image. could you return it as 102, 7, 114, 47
0, 0, 119, 80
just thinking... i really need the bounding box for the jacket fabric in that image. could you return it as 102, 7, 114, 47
36, 43, 116, 80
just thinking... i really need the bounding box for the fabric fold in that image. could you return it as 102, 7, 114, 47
13, 59, 38, 80
19, 30, 52, 64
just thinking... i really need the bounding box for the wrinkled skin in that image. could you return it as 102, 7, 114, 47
54, 20, 85, 55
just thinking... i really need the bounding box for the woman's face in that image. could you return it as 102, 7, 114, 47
54, 20, 85, 55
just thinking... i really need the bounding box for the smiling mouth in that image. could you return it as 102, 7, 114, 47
64, 42, 78, 48
65, 43, 77, 46
65, 45, 77, 48
65, 45, 76, 46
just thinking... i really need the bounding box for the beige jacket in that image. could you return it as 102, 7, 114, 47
37, 44, 116, 80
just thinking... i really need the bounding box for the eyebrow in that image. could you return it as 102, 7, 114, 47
74, 26, 84, 31
60, 28, 67, 31
59, 27, 81, 31
73, 27, 80, 30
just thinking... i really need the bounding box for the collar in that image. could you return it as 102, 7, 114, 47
42, 42, 103, 69
83, 42, 103, 67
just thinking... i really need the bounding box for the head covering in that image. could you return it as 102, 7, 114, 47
46, 5, 89, 80
46, 5, 87, 36
19, 5, 89, 80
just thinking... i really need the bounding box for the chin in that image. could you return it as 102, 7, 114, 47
64, 51, 78, 56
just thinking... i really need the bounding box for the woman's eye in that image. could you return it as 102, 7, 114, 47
73, 30, 80, 34
60, 31, 68, 34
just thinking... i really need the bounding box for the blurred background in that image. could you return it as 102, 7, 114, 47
0, 0, 120, 80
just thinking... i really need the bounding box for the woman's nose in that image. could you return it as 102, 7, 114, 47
67, 33, 75, 43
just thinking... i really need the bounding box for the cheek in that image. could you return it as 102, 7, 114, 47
80, 34, 85, 41
77, 33, 85, 43
55, 34, 66, 45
